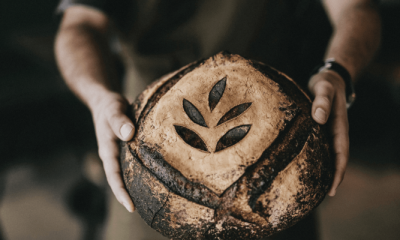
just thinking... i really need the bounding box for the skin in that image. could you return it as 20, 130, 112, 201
311, 0, 381, 196
55, 0, 381, 212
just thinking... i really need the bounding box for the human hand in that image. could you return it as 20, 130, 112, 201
91, 92, 135, 212
308, 70, 349, 197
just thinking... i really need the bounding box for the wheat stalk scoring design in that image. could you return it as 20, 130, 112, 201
174, 76, 252, 153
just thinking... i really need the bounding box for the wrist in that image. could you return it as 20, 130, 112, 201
83, 83, 121, 114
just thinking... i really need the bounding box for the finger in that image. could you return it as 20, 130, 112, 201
98, 136, 135, 212
328, 98, 349, 197
311, 80, 335, 125
108, 111, 135, 141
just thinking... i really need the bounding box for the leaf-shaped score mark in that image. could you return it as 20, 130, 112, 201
177, 76, 252, 153
217, 102, 252, 126
209, 76, 226, 112
183, 99, 208, 127
174, 125, 209, 152
215, 125, 252, 152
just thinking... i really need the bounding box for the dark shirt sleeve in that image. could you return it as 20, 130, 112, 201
56, 0, 133, 29
56, 0, 108, 14
317, 0, 381, 5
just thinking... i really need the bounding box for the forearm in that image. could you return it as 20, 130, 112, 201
54, 6, 135, 212
323, 1, 381, 81
55, 21, 117, 111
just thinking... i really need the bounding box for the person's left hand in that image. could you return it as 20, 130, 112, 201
308, 70, 349, 197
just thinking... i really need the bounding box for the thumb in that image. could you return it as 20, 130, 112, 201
108, 112, 135, 141
311, 80, 335, 125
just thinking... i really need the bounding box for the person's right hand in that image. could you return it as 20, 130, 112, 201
90, 92, 136, 212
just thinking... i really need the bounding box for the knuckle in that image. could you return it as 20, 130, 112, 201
318, 95, 332, 107
332, 121, 349, 135
334, 109, 348, 118
108, 112, 130, 130
108, 111, 123, 123
110, 167, 121, 176
98, 149, 107, 161
316, 80, 335, 93
335, 151, 349, 164
335, 165, 347, 175
98, 148, 114, 161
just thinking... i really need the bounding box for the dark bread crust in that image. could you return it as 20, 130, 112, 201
204, 216, 270, 240
121, 142, 215, 240
120, 52, 334, 239
137, 144, 221, 208
120, 142, 169, 226
254, 129, 332, 230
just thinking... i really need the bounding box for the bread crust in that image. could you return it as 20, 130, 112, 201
120, 52, 334, 239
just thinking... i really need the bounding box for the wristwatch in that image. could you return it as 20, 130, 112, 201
311, 58, 356, 109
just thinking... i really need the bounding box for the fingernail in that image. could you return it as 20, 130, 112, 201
124, 201, 134, 213
328, 189, 336, 197
120, 124, 133, 139
315, 108, 326, 123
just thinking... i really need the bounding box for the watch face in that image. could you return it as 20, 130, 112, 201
137, 57, 297, 195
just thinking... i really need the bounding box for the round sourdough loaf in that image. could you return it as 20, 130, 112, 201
120, 52, 334, 240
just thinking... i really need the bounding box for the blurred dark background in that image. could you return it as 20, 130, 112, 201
0, 0, 400, 239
